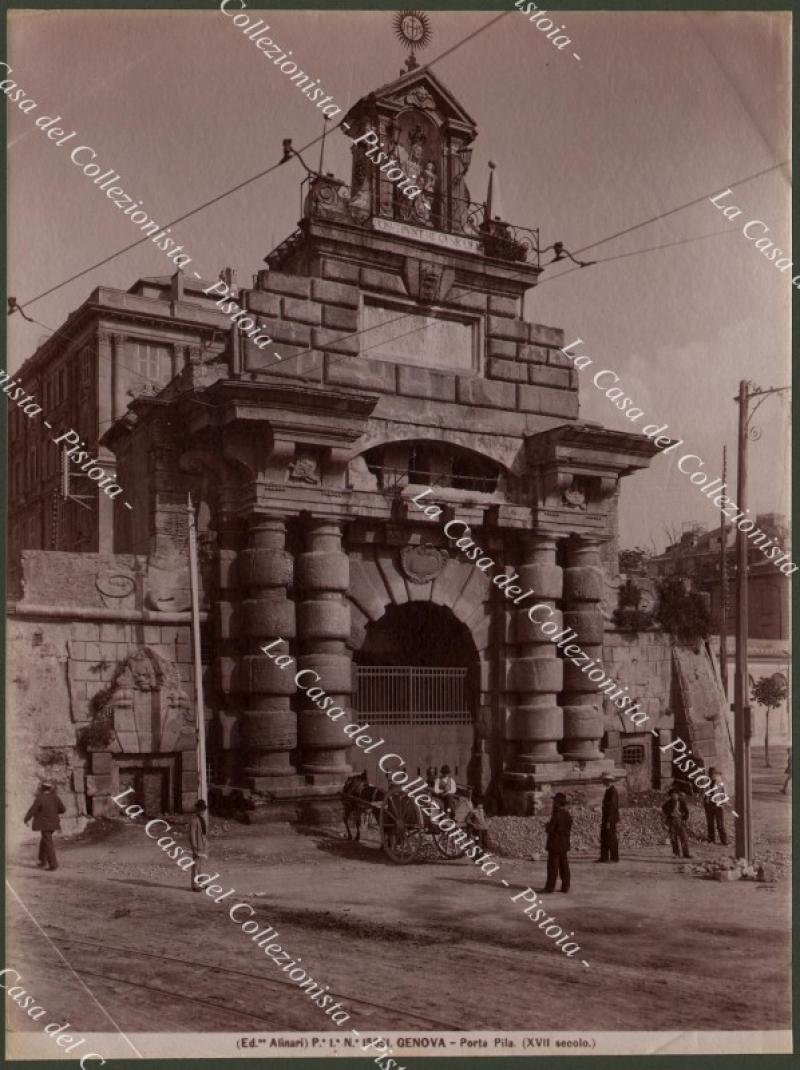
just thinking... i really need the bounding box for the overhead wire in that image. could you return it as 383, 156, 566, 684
240, 183, 784, 378
10, 14, 790, 420
535, 227, 739, 289
16, 10, 513, 313
570, 160, 789, 257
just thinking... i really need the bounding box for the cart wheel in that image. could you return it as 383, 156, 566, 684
380, 790, 424, 864
433, 822, 468, 860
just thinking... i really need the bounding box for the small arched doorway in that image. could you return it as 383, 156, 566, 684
352, 602, 479, 788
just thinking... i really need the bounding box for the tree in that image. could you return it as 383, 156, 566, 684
751, 674, 788, 767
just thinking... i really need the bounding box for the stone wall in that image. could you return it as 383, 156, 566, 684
602, 628, 733, 789
243, 267, 577, 421
7, 550, 206, 848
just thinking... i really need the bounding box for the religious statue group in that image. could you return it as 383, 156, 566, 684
391, 127, 438, 225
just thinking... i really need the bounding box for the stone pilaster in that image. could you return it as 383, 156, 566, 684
562, 537, 605, 761
296, 519, 352, 777
110, 332, 127, 422
503, 537, 563, 811
237, 518, 297, 787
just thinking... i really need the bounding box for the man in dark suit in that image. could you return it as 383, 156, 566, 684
703, 767, 728, 845
543, 792, 572, 894
24, 781, 66, 871
662, 785, 692, 859
597, 772, 620, 862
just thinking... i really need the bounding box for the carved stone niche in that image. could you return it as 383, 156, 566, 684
82, 648, 199, 817
96, 647, 194, 756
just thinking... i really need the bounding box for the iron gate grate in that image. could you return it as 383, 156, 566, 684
353, 666, 471, 725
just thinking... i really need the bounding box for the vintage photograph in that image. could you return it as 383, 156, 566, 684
4, 4, 793, 1062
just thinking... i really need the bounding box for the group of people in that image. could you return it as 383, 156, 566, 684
27, 746, 788, 889
540, 768, 735, 893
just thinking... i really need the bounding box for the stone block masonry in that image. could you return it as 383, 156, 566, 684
7, 550, 210, 838
243, 269, 579, 420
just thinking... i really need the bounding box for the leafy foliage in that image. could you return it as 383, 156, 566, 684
655, 577, 711, 645
76, 712, 115, 752
751, 673, 788, 767
751, 674, 788, 712
36, 747, 69, 767
613, 578, 653, 632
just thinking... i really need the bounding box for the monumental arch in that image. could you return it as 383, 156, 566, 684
106, 65, 658, 814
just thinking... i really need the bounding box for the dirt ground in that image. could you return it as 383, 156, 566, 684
6, 751, 791, 1044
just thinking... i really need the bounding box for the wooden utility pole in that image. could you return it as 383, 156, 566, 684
733, 381, 752, 860
719, 445, 728, 697
187, 494, 208, 805
731, 379, 790, 859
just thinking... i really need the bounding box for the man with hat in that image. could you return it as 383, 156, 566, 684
24, 780, 66, 871
703, 767, 728, 845
543, 792, 572, 894
596, 772, 620, 863
661, 784, 692, 859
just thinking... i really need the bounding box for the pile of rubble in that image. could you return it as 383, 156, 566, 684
680, 857, 779, 883
485, 805, 787, 883
486, 805, 675, 860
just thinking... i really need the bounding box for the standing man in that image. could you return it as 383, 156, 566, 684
188, 799, 208, 892
24, 781, 66, 871
662, 785, 692, 859
703, 767, 728, 845
596, 772, 620, 863
543, 792, 572, 894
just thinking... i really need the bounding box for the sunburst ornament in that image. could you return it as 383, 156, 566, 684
393, 10, 432, 71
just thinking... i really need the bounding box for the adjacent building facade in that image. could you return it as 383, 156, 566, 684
8, 275, 230, 574
648, 515, 790, 641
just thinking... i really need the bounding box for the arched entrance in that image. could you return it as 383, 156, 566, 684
352, 602, 479, 788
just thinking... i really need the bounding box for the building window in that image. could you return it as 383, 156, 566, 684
132, 342, 172, 385
622, 744, 646, 765
81, 346, 93, 384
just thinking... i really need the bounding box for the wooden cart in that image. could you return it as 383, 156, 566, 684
377, 788, 471, 865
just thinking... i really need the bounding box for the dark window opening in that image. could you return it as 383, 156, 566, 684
622, 744, 646, 765
362, 440, 501, 494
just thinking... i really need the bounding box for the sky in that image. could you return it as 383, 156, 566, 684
6, 8, 792, 553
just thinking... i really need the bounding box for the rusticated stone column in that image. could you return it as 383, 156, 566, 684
562, 536, 605, 761
296, 519, 352, 776
213, 508, 241, 784
506, 536, 564, 773
237, 518, 297, 786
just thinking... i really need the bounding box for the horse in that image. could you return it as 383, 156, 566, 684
342, 771, 385, 841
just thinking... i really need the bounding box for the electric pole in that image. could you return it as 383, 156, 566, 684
187, 494, 208, 805
733, 381, 751, 860
719, 445, 728, 697
732, 379, 791, 861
